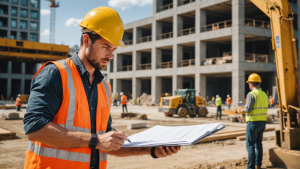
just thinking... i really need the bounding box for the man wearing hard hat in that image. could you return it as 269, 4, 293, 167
15, 94, 21, 111
23, 7, 180, 169
241, 73, 268, 169
215, 95, 222, 119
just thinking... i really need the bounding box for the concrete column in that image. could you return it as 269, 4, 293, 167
151, 76, 161, 104
195, 41, 200, 67
133, 27, 137, 45
177, 75, 183, 90
177, 15, 183, 36
21, 62, 25, 94
155, 48, 162, 69
173, 13, 178, 38
6, 61, 12, 98
199, 41, 206, 66
232, 0, 245, 63
195, 8, 200, 34
136, 28, 142, 44
116, 79, 122, 99
232, 70, 245, 106
134, 78, 141, 99
152, 19, 156, 42
173, 44, 178, 68
199, 10, 206, 33
132, 51, 137, 71
135, 51, 141, 70
117, 54, 122, 72
113, 78, 117, 93
177, 45, 183, 67
113, 53, 117, 73
8, 61, 12, 74
156, 21, 162, 40
199, 74, 206, 97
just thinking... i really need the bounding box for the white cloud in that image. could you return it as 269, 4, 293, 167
41, 29, 50, 36
108, 0, 152, 10
41, 9, 50, 15
65, 18, 82, 27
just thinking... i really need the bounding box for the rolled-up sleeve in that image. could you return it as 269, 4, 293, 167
242, 93, 255, 113
23, 63, 62, 135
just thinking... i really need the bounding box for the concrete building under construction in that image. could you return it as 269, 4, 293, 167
107, 0, 300, 106
0, 0, 69, 100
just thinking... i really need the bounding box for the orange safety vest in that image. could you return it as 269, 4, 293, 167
121, 95, 127, 105
15, 97, 21, 106
269, 98, 274, 105
226, 97, 231, 105
24, 58, 111, 169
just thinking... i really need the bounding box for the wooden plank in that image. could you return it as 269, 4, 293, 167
213, 127, 275, 135
197, 127, 275, 143
0, 128, 17, 140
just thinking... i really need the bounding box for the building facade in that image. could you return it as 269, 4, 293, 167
0, 0, 41, 100
106, 0, 300, 106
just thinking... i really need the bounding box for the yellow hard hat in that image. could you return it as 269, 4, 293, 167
246, 73, 261, 83
79, 7, 126, 48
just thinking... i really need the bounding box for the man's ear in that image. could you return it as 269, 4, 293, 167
82, 34, 90, 48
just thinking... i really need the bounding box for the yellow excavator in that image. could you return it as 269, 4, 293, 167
250, 0, 300, 168
158, 89, 207, 118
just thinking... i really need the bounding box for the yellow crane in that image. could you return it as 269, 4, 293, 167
250, 0, 299, 168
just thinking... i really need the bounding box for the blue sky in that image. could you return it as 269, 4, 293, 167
39, 0, 153, 47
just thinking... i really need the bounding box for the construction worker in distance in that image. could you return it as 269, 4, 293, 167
211, 96, 215, 106
269, 96, 274, 108
15, 94, 21, 111
226, 95, 231, 110
120, 92, 128, 113
241, 73, 268, 169
113, 93, 118, 106
215, 95, 222, 119
23, 7, 180, 169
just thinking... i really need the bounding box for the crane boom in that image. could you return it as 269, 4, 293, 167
250, 0, 300, 168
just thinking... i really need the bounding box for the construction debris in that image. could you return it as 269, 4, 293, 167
2, 112, 20, 120
139, 93, 151, 105
127, 122, 147, 129
0, 128, 16, 140
121, 113, 147, 120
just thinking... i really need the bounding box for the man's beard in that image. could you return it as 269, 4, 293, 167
86, 45, 109, 70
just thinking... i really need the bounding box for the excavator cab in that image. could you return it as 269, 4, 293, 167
177, 89, 195, 104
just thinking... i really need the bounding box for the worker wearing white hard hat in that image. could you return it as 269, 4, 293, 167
215, 95, 222, 120
15, 94, 21, 111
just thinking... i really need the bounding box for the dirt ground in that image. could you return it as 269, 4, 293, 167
0, 105, 285, 169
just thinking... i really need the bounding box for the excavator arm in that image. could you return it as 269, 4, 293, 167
249, 0, 300, 168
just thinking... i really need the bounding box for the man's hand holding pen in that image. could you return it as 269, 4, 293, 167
96, 131, 129, 151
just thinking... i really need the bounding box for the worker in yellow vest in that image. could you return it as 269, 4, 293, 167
215, 95, 222, 119
15, 94, 21, 111
23, 7, 180, 169
241, 73, 268, 169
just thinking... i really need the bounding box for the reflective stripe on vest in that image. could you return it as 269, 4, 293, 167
246, 89, 269, 122
25, 58, 111, 169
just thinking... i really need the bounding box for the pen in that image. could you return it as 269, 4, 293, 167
111, 126, 131, 143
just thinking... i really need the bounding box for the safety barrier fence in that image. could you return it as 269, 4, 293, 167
158, 61, 173, 69
138, 36, 152, 43
180, 27, 195, 36
245, 19, 271, 29
119, 65, 132, 72
245, 53, 275, 63
180, 59, 195, 67
159, 3, 173, 12
158, 32, 173, 40
178, 0, 195, 6
139, 63, 152, 70
203, 20, 232, 32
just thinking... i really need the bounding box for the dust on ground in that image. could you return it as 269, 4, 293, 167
0, 106, 284, 169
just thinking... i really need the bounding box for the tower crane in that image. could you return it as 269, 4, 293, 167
47, 0, 59, 44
